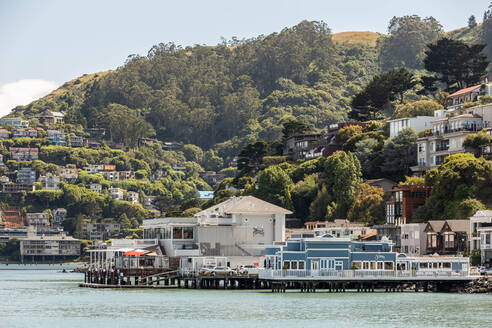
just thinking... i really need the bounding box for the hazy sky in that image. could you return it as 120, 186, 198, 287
0, 0, 490, 115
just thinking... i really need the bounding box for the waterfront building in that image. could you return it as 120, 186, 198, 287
304, 220, 374, 240
88, 239, 159, 269
400, 223, 427, 256
385, 184, 430, 225
469, 210, 492, 266
424, 220, 470, 255
38, 173, 60, 190
373, 224, 401, 252
388, 116, 434, 138
263, 234, 469, 275
1, 117, 29, 129
142, 196, 292, 257
20, 232, 80, 262
16, 168, 36, 185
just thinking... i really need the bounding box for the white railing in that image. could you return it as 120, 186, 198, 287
258, 269, 471, 280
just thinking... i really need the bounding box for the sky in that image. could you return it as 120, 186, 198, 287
0, 0, 490, 116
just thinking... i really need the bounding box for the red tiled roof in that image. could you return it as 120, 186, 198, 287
448, 85, 482, 98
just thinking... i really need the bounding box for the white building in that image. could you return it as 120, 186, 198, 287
38, 173, 60, 190
89, 183, 102, 193
400, 223, 426, 256
109, 187, 124, 200
126, 191, 139, 204
470, 210, 492, 267
142, 196, 292, 258
26, 212, 50, 228
20, 232, 80, 262
388, 116, 434, 138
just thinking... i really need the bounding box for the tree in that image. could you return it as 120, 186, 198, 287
323, 151, 362, 219
291, 174, 318, 221
456, 198, 485, 219
281, 119, 310, 142
468, 15, 477, 29
424, 153, 492, 219
338, 125, 363, 143
483, 3, 492, 71
381, 128, 418, 181
254, 165, 293, 209
424, 38, 490, 92
182, 144, 204, 163
463, 130, 491, 156
236, 141, 268, 177
349, 68, 416, 120
347, 183, 385, 225
379, 15, 443, 70
392, 100, 442, 119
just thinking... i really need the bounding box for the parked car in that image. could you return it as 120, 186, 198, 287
212, 266, 233, 276
199, 265, 216, 275
239, 265, 259, 275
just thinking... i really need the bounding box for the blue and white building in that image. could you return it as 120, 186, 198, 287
263, 234, 470, 277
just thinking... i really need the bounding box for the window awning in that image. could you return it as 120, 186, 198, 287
123, 250, 150, 256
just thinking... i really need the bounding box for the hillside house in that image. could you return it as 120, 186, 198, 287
109, 187, 124, 200
1, 117, 28, 129
57, 167, 78, 182
10, 147, 39, 161
388, 116, 434, 138
82, 222, 121, 241
469, 210, 492, 267
1, 208, 24, 227
2, 183, 35, 193
12, 128, 38, 138
52, 208, 67, 226
38, 173, 60, 190
86, 128, 106, 137
89, 183, 102, 193
283, 132, 323, 161
126, 191, 139, 204
446, 84, 492, 110
46, 130, 66, 146
39, 111, 65, 124
0, 129, 9, 139
16, 168, 36, 185
69, 135, 85, 147
26, 212, 50, 228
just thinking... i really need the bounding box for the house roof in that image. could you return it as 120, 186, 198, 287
472, 210, 492, 217
426, 220, 446, 232
195, 196, 292, 217
123, 250, 149, 256
359, 230, 377, 240
445, 220, 470, 233
448, 85, 482, 98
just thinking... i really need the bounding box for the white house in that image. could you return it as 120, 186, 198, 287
89, 183, 102, 193
126, 191, 139, 204
109, 187, 124, 200
400, 223, 427, 256
470, 210, 492, 267
388, 116, 434, 138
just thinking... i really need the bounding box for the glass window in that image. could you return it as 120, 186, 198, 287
284, 261, 290, 270
370, 262, 377, 270
291, 261, 298, 270
173, 227, 183, 239
443, 262, 451, 269
352, 262, 362, 270
420, 262, 428, 269
384, 262, 393, 270
377, 262, 383, 270
183, 227, 193, 239
299, 261, 305, 270
363, 262, 369, 270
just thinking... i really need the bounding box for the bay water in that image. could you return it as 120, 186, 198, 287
1, 265, 490, 328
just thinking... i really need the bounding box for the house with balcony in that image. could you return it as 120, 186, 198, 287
38, 173, 60, 190
46, 130, 66, 146
304, 220, 374, 240
10, 147, 39, 161
1, 117, 28, 129
16, 168, 36, 185
388, 116, 434, 138
0, 208, 24, 227
469, 210, 492, 267
12, 128, 38, 138
142, 196, 292, 258
424, 220, 469, 255
57, 167, 78, 182
283, 132, 323, 161
69, 135, 86, 147
89, 183, 102, 193
38, 110, 65, 124
52, 208, 67, 226
446, 83, 492, 110
385, 184, 430, 225
20, 232, 80, 263
109, 187, 124, 200
2, 183, 35, 193
26, 212, 50, 228
82, 221, 121, 241
126, 191, 139, 204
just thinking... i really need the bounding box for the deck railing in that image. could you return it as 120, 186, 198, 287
258, 269, 470, 280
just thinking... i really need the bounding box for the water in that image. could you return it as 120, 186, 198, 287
1, 265, 491, 328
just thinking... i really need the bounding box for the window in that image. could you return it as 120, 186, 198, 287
299, 261, 305, 270
183, 227, 193, 239
384, 262, 393, 270
363, 262, 369, 270
352, 261, 362, 270
291, 261, 298, 270
377, 262, 383, 270
420, 262, 428, 269
283, 261, 290, 270
370, 262, 377, 270
172, 227, 183, 239
443, 262, 451, 269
